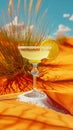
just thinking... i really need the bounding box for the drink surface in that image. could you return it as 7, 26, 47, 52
18, 46, 51, 63
18, 39, 59, 62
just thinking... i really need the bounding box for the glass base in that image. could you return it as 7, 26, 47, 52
17, 88, 50, 108
17, 89, 69, 114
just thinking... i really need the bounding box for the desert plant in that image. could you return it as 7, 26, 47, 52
0, 0, 52, 94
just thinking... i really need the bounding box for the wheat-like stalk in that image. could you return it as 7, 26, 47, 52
24, 0, 26, 23
24, 0, 26, 12
35, 0, 42, 15
0, 0, 53, 82
8, 6, 12, 19
9, 0, 14, 13
11, 0, 14, 13
38, 8, 48, 29
17, 0, 20, 24
8, 0, 14, 19
18, 0, 20, 13
29, 0, 33, 14
0, 38, 32, 78
32, 0, 42, 28
28, 0, 33, 25
0, 0, 51, 46
34, 8, 48, 40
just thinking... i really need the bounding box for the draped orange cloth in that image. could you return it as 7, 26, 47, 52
0, 37, 73, 130
37, 37, 73, 115
0, 94, 73, 130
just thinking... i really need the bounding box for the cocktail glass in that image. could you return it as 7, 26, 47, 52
17, 45, 52, 108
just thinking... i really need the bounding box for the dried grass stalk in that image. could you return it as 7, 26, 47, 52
0, 37, 32, 79
11, 0, 14, 13
29, 0, 33, 14
0, 0, 52, 94
18, 0, 20, 13
35, 0, 42, 15
1, 0, 50, 46
31, 0, 42, 34
28, 0, 33, 25
8, 0, 14, 19
24, 0, 26, 12
9, 0, 12, 6
38, 9, 48, 29
8, 6, 12, 19
9, 0, 14, 13
24, 0, 26, 23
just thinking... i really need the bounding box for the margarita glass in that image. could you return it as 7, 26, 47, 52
17, 45, 54, 108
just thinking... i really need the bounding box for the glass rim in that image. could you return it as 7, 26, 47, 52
18, 46, 52, 49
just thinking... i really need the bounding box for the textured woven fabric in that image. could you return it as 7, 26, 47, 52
0, 37, 73, 129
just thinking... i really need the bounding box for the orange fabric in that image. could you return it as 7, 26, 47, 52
37, 37, 73, 115
0, 37, 73, 129
36, 38, 73, 115
0, 96, 73, 130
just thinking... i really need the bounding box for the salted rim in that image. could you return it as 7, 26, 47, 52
18, 46, 52, 49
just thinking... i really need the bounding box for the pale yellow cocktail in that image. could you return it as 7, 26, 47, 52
18, 41, 59, 108
18, 46, 51, 63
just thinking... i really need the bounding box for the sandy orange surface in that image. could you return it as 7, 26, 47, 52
0, 37, 73, 129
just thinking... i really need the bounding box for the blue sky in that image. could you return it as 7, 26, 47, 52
0, 0, 73, 38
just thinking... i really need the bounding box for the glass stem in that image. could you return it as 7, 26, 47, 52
31, 63, 39, 90
33, 75, 37, 89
